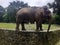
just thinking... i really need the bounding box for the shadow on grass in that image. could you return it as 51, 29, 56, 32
0, 29, 60, 45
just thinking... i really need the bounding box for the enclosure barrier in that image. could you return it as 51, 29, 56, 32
0, 29, 60, 45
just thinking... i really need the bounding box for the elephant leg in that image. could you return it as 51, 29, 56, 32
38, 20, 43, 31
36, 21, 40, 31
47, 17, 52, 32
21, 23, 26, 30
16, 23, 20, 31
39, 23, 43, 31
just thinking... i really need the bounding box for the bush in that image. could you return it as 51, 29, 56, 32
52, 14, 60, 25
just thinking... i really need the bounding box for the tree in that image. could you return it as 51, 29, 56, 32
48, 0, 60, 24
0, 6, 5, 22
5, 1, 29, 23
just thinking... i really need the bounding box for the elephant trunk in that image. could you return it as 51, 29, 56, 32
47, 15, 52, 33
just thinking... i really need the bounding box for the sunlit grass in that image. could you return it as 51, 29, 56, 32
0, 23, 60, 30
0, 23, 15, 29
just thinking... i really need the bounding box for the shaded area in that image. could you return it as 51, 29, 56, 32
0, 29, 60, 45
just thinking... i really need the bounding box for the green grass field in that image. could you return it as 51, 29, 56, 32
0, 23, 60, 30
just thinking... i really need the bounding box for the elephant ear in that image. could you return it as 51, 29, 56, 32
43, 6, 53, 15
43, 6, 49, 14
43, 6, 48, 10
46, 10, 51, 14
44, 8, 53, 16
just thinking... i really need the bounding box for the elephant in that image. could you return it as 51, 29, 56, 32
16, 7, 52, 32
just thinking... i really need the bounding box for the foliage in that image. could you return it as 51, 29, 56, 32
48, 0, 60, 24
53, 14, 60, 24
0, 6, 5, 22
4, 1, 29, 23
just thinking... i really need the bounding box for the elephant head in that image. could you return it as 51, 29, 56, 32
43, 7, 53, 32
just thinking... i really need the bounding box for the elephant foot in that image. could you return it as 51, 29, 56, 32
40, 29, 43, 31
36, 29, 40, 32
15, 29, 20, 34
36, 29, 43, 32
22, 29, 26, 31
16, 28, 20, 31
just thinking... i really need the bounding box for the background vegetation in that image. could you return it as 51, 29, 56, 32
0, 0, 60, 25
48, 0, 60, 24
0, 1, 29, 23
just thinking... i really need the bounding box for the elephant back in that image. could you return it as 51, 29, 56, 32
16, 8, 36, 24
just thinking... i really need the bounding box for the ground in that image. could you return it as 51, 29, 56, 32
0, 23, 60, 45
0, 23, 60, 31
0, 29, 60, 45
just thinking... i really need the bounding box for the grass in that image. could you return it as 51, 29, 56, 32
0, 23, 60, 30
